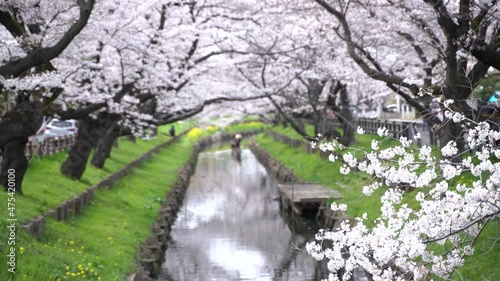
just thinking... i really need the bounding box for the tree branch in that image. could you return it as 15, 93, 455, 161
0, 0, 95, 78
313, 0, 419, 94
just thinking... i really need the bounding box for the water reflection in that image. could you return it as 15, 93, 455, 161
158, 149, 327, 281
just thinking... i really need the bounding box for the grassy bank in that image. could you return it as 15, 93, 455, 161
0, 127, 202, 281
0, 122, 191, 232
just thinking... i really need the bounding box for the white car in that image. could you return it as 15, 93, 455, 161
44, 119, 79, 137
358, 110, 380, 119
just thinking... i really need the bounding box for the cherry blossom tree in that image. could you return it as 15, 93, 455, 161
230, 0, 386, 145
305, 0, 499, 149
0, 0, 96, 192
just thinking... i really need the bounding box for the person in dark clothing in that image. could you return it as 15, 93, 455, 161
230, 134, 242, 161
169, 125, 175, 137
230, 134, 242, 148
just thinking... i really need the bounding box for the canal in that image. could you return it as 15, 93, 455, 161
158, 148, 328, 280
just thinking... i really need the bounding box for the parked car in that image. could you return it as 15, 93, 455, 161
44, 119, 79, 137
384, 104, 398, 112
358, 110, 380, 119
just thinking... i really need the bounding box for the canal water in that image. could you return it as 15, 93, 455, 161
158, 148, 329, 281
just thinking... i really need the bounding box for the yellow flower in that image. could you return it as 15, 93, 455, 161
71, 273, 76, 277
187, 127, 203, 139
70, 241, 74, 245
108, 236, 112, 240
19, 247, 25, 254
71, 249, 74, 252
88, 262, 92, 267
65, 266, 70, 271
66, 272, 70, 276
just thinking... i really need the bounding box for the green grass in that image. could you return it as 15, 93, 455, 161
0, 127, 202, 281
454, 221, 500, 280
223, 121, 269, 133
0, 122, 191, 232
271, 124, 315, 139
272, 123, 399, 150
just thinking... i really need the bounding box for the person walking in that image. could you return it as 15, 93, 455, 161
169, 125, 175, 137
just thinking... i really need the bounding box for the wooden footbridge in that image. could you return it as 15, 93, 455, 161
277, 183, 342, 216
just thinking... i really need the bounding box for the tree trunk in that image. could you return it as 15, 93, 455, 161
318, 115, 341, 140
0, 101, 43, 148
0, 100, 43, 193
0, 139, 29, 194
338, 85, 355, 146
60, 116, 102, 179
91, 124, 120, 169
323, 81, 354, 146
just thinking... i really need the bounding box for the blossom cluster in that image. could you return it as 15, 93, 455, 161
307, 108, 500, 280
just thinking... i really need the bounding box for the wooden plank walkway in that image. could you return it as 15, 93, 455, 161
277, 183, 341, 216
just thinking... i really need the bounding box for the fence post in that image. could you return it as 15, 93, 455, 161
43, 139, 50, 156
25, 140, 33, 159
392, 121, 399, 139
